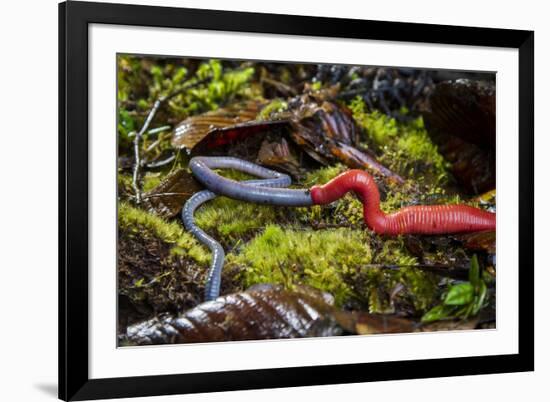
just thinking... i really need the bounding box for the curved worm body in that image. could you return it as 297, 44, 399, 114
183, 157, 311, 301
184, 157, 495, 300
182, 190, 224, 301
310, 170, 496, 235
189, 156, 314, 206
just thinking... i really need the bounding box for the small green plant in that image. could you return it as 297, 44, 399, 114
117, 56, 259, 157
421, 255, 488, 323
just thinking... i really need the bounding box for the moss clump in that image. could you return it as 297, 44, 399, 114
349, 237, 438, 314
215, 168, 255, 182
301, 164, 346, 187
118, 174, 134, 200
374, 238, 439, 313
257, 98, 289, 120
349, 97, 450, 185
194, 197, 280, 239
118, 202, 209, 264
229, 225, 372, 306
142, 172, 163, 193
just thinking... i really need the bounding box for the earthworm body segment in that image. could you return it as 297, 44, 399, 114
184, 156, 496, 301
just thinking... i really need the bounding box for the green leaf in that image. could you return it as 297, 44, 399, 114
472, 281, 488, 315
421, 304, 455, 323
469, 254, 480, 288
444, 283, 474, 305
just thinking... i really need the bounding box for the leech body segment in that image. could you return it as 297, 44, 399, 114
184, 156, 496, 301
310, 170, 496, 235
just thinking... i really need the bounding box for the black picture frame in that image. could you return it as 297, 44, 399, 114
59, 1, 534, 400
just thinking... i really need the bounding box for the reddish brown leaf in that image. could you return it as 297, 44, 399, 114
171, 101, 265, 150
190, 120, 291, 155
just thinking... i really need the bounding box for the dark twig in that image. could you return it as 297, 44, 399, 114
360, 264, 468, 280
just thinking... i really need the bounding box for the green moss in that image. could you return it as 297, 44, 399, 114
215, 168, 255, 182
371, 238, 437, 312
117, 174, 134, 198
118, 202, 209, 264
257, 98, 289, 120
302, 164, 346, 186
194, 197, 279, 238
349, 97, 450, 185
229, 225, 372, 306
191, 167, 284, 239
187, 60, 258, 111
310, 81, 322, 91
142, 172, 163, 193
379, 180, 420, 214
295, 164, 365, 227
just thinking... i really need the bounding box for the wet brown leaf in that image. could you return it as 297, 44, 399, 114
123, 285, 418, 345
124, 285, 341, 345
171, 100, 266, 150
143, 169, 203, 218
453, 230, 496, 254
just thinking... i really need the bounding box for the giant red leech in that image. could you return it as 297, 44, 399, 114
183, 156, 495, 301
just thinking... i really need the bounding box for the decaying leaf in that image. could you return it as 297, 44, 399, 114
143, 168, 203, 218
122, 285, 417, 345
453, 230, 496, 255
171, 100, 267, 150
256, 137, 304, 177
334, 311, 416, 335
171, 92, 403, 182
123, 285, 339, 345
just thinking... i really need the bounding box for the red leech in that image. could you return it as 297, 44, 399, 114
310, 170, 495, 235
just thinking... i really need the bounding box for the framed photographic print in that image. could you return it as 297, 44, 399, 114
59, 1, 534, 400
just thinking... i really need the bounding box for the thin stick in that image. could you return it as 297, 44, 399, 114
360, 263, 469, 280
141, 192, 194, 200
131, 78, 209, 204
132, 98, 162, 204
145, 154, 176, 169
